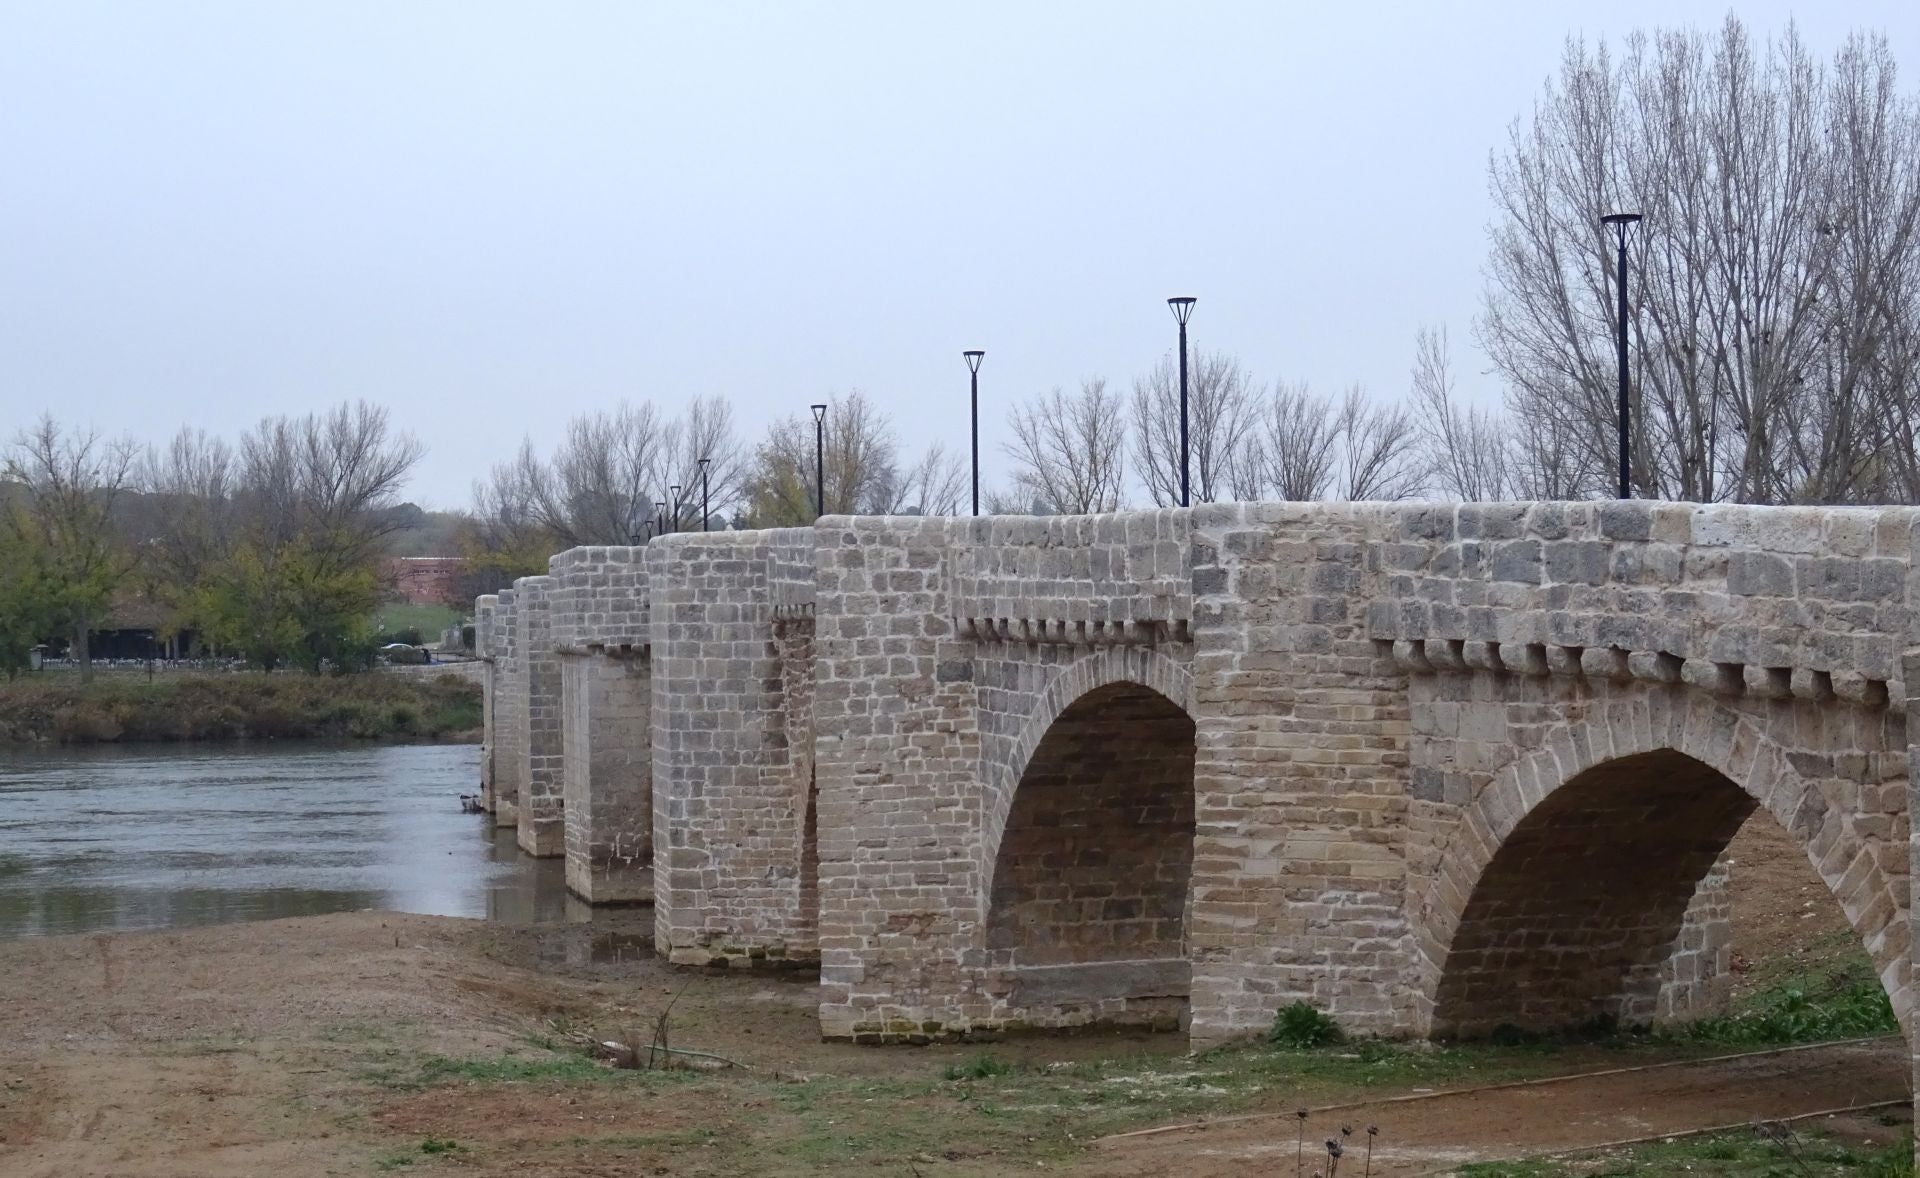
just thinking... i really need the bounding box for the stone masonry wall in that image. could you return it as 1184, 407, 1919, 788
816, 514, 1199, 1040
1364, 501, 1914, 1038
490, 588, 523, 829
474, 594, 498, 806
1658, 857, 1733, 1025
650, 529, 819, 966
560, 651, 652, 902
549, 546, 653, 902
513, 575, 564, 857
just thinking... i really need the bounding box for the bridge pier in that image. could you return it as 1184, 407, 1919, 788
649, 530, 819, 967
549, 545, 656, 903
487, 586, 522, 829
513, 575, 564, 857
473, 594, 499, 811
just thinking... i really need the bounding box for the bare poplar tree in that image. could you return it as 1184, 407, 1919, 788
1259, 382, 1343, 501
876, 444, 968, 516
1481, 17, 1920, 504
1003, 379, 1127, 514
468, 396, 747, 545
3, 416, 140, 679
1335, 387, 1425, 501
1409, 326, 1516, 501
1130, 350, 1260, 505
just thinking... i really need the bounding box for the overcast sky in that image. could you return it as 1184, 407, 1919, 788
4, 2, 1917, 509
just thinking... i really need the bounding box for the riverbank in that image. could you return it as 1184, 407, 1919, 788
0, 671, 481, 743
0, 912, 1902, 1178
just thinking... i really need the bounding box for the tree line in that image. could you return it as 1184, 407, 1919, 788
11, 16, 1918, 669
2, 404, 421, 678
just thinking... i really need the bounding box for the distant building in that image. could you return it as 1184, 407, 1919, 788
383, 556, 468, 605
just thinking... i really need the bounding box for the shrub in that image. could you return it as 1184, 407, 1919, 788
1268, 1001, 1344, 1048
942, 1053, 1012, 1081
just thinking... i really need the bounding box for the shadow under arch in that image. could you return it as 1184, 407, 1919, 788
978, 671, 1196, 1029
1413, 694, 1909, 1040
977, 644, 1193, 903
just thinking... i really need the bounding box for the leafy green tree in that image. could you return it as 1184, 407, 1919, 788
0, 521, 62, 678
3, 416, 138, 680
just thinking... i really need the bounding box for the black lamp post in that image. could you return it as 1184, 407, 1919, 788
963, 350, 985, 516
670, 485, 682, 533
654, 500, 666, 536
698, 457, 711, 532
1601, 212, 1642, 500
810, 404, 827, 520
1167, 297, 1196, 507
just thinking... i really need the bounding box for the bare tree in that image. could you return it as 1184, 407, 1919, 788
468, 396, 747, 545
1409, 326, 1516, 501
1259, 382, 1343, 501
3, 416, 140, 679
1004, 379, 1128, 514
1335, 387, 1425, 501
1481, 17, 1920, 504
138, 428, 239, 593
1130, 350, 1261, 505
744, 391, 900, 525
236, 401, 424, 572
876, 443, 967, 516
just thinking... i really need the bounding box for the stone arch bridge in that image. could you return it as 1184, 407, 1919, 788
475, 502, 1915, 1093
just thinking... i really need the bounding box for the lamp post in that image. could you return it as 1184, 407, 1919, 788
655, 500, 666, 536
698, 457, 711, 532
1601, 212, 1642, 500
1167, 297, 1197, 507
810, 404, 827, 520
963, 350, 985, 516
670, 485, 682, 533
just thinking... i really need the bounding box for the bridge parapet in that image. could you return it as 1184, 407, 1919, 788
1363, 501, 1916, 706
548, 545, 651, 655
950, 510, 1192, 639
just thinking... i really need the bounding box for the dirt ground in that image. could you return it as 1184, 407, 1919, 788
1722, 808, 1860, 999
0, 808, 1901, 1178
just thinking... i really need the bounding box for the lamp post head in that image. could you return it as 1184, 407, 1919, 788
963, 349, 984, 374
698, 456, 711, 473
670, 485, 681, 504
1602, 211, 1643, 246
810, 403, 827, 425
1167, 296, 1197, 326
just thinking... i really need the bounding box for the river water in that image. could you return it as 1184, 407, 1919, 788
0, 742, 579, 940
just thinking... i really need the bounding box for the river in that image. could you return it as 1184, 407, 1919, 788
0, 742, 580, 940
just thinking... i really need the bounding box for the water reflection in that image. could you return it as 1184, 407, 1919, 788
0, 742, 583, 939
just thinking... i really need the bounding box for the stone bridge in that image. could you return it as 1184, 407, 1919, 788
475, 502, 1915, 1089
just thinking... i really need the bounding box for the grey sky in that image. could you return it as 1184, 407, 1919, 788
5, 2, 1916, 509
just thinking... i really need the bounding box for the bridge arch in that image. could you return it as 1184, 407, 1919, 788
978, 644, 1194, 899
975, 645, 1195, 1028
1410, 685, 1910, 1039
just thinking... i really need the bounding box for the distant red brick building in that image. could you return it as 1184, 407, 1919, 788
383, 556, 468, 605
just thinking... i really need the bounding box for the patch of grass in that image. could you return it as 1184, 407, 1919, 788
0, 671, 480, 744
1671, 934, 1897, 1047
374, 603, 460, 640
1457, 1127, 1913, 1176
942, 1053, 1013, 1081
